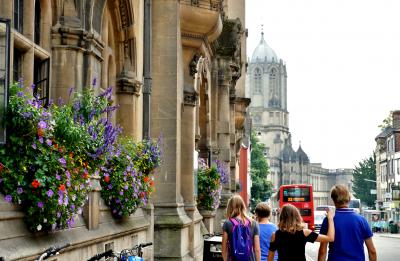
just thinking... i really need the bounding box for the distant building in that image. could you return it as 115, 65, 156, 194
375, 110, 400, 223
247, 32, 352, 205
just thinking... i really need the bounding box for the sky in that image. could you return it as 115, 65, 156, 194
246, 0, 400, 169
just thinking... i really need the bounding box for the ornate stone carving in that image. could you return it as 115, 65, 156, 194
184, 89, 199, 106
116, 71, 142, 96
189, 54, 200, 78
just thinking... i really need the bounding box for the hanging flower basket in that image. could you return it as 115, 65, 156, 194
100, 137, 161, 219
197, 159, 229, 211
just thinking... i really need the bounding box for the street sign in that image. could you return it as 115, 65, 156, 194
370, 189, 377, 194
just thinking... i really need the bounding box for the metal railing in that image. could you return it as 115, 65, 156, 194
180, 0, 223, 12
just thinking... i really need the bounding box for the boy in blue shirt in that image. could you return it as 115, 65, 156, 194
255, 202, 278, 261
318, 184, 377, 261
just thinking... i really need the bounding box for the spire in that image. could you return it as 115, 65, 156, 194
260, 24, 265, 43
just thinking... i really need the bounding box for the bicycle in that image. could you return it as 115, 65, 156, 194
35, 243, 70, 261
87, 242, 153, 261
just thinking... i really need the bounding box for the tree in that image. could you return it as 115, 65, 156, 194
352, 156, 377, 208
378, 111, 393, 130
250, 132, 273, 210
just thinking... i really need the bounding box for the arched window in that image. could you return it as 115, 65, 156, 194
268, 68, 280, 107
34, 0, 41, 45
253, 68, 262, 94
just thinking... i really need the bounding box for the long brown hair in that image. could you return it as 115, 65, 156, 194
278, 204, 304, 233
226, 195, 250, 221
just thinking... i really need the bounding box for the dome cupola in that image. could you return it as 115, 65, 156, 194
251, 32, 279, 63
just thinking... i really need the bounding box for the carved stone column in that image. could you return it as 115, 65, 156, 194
212, 18, 244, 233
152, 1, 192, 260
214, 59, 232, 233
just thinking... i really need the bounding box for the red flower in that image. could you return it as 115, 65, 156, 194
140, 192, 146, 198
83, 171, 89, 179
0, 163, 4, 172
37, 128, 44, 137
59, 184, 66, 192
143, 176, 150, 183
150, 180, 154, 187
104, 176, 110, 183
31, 180, 40, 188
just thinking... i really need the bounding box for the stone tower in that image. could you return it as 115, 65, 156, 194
248, 31, 289, 186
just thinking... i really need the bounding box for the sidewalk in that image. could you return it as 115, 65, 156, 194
374, 232, 400, 239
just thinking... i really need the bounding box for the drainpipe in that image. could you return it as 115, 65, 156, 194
143, 0, 152, 139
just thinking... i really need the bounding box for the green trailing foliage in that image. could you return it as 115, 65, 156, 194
250, 132, 273, 210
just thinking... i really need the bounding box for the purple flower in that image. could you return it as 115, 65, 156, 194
22, 112, 32, 118
68, 87, 74, 98
42, 111, 51, 117
119, 191, 124, 196
92, 78, 97, 86
38, 137, 44, 144
57, 212, 61, 218
70, 204, 75, 210
4, 195, 12, 203
124, 185, 128, 190
67, 218, 74, 228
59, 158, 66, 166
37, 201, 44, 209
17, 187, 23, 194
66, 171, 71, 179
38, 121, 47, 129
46, 139, 52, 146
56, 174, 61, 181
46, 189, 54, 197
107, 184, 113, 189
32, 142, 37, 149
67, 181, 71, 187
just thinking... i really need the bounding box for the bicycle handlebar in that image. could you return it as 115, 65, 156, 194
36, 243, 70, 261
87, 249, 114, 261
139, 242, 153, 248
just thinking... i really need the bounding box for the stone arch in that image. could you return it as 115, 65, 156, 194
196, 57, 212, 163
100, 1, 120, 90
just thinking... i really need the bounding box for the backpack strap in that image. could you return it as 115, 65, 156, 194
229, 217, 239, 226
229, 217, 250, 227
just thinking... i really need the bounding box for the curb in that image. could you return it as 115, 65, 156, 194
376, 233, 400, 239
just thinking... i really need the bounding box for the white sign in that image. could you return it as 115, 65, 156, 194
385, 192, 392, 200
370, 189, 377, 195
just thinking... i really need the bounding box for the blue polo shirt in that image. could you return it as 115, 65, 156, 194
320, 208, 373, 261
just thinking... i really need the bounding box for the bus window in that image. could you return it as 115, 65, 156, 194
282, 187, 311, 202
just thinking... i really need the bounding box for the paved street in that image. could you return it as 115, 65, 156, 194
305, 233, 400, 261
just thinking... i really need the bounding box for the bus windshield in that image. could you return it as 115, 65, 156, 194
283, 187, 311, 202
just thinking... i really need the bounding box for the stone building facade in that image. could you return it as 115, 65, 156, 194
247, 33, 353, 206
0, 0, 247, 260
375, 110, 400, 223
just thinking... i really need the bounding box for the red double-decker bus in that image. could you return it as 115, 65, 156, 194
278, 184, 315, 230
